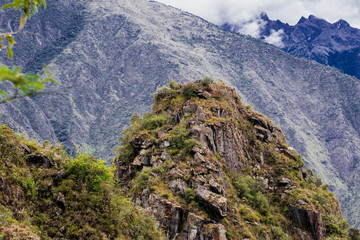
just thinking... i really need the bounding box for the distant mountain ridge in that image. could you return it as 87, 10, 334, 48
0, 0, 359, 227
222, 13, 360, 80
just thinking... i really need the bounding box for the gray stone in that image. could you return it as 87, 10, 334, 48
279, 177, 292, 186
161, 151, 170, 161
195, 187, 227, 220
169, 179, 188, 196
290, 205, 323, 240
209, 178, 224, 195
192, 145, 207, 155
194, 152, 206, 163
298, 199, 308, 205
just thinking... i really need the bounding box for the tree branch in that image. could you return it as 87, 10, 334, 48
0, 86, 73, 104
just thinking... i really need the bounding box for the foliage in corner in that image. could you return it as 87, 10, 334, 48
0, 125, 165, 239
0, 0, 59, 104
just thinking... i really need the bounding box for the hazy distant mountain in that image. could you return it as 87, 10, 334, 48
0, 0, 359, 226
222, 13, 360, 80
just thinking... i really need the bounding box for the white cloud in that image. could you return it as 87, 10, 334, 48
237, 18, 266, 38
156, 0, 360, 30
264, 29, 285, 48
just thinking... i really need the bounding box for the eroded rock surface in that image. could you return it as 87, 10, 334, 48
114, 82, 347, 239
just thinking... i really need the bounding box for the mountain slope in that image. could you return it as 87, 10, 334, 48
0, 0, 359, 226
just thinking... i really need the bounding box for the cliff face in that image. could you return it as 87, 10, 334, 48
0, 0, 359, 227
114, 80, 348, 240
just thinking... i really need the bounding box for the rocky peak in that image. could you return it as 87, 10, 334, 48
113, 79, 348, 239
334, 19, 350, 29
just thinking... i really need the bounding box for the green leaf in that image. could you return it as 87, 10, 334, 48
7, 47, 13, 59
31, 5, 38, 14
0, 90, 9, 96
19, 15, 26, 29
25, 8, 31, 18
42, 0, 46, 8
6, 36, 15, 47
2, 3, 16, 9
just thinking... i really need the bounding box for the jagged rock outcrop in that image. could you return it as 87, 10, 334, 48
114, 81, 348, 239
290, 205, 323, 240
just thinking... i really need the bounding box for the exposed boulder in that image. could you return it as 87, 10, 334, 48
278, 177, 292, 186
56, 192, 66, 210
169, 179, 188, 196
209, 178, 225, 195
26, 154, 54, 168
130, 134, 153, 149
195, 187, 227, 220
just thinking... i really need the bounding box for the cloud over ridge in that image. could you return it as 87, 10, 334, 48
156, 0, 360, 30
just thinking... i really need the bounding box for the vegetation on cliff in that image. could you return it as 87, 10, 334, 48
114, 79, 351, 239
0, 125, 164, 239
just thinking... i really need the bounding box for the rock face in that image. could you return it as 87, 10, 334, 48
0, 0, 359, 227
114, 81, 348, 239
290, 205, 323, 240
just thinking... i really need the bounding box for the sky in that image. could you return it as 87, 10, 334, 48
156, 0, 360, 38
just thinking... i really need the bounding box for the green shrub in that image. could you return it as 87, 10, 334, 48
283, 206, 290, 216
160, 193, 169, 199
154, 86, 176, 102
251, 193, 270, 216
232, 174, 269, 215
313, 193, 327, 206
184, 188, 196, 203
200, 76, 213, 87
0, 125, 166, 239
131, 112, 141, 123
141, 113, 170, 130
324, 215, 348, 237
270, 226, 289, 240
349, 228, 360, 240
130, 169, 152, 196
65, 153, 113, 192
169, 80, 176, 89
234, 177, 251, 199
21, 176, 38, 197
181, 83, 197, 99
169, 122, 198, 158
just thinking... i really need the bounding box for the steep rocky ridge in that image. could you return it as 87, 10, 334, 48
114, 80, 348, 239
0, 0, 359, 226
222, 13, 360, 80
